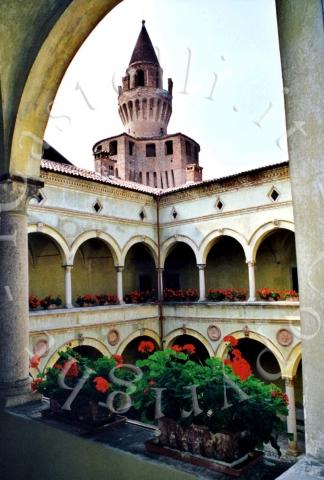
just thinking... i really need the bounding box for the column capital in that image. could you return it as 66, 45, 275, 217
284, 377, 295, 387
115, 265, 124, 272
156, 267, 164, 272
246, 260, 256, 267
197, 264, 206, 270
0, 175, 44, 214
63, 264, 73, 270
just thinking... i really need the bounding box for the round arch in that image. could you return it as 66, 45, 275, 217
45, 337, 111, 369
28, 224, 70, 265
160, 235, 199, 267
198, 229, 249, 264
285, 343, 302, 379
164, 328, 214, 358
69, 230, 121, 265
249, 221, 295, 262
116, 329, 161, 355
10, 0, 122, 178
121, 236, 158, 267
216, 330, 286, 375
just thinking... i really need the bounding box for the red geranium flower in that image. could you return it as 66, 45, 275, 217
231, 357, 252, 381
149, 379, 156, 385
171, 345, 183, 353
232, 348, 242, 358
138, 340, 155, 353
93, 376, 110, 393
112, 354, 123, 365
224, 335, 238, 346
31, 378, 43, 391
29, 354, 41, 368
182, 344, 196, 355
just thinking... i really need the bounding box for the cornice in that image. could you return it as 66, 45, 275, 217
160, 200, 293, 228
40, 170, 155, 203
159, 166, 290, 205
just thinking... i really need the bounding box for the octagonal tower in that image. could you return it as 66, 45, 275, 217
118, 20, 173, 138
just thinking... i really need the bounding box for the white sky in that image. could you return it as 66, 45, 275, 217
45, 0, 288, 180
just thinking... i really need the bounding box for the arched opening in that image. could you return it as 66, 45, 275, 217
205, 236, 247, 293
295, 360, 304, 435
135, 69, 145, 87
121, 335, 159, 364
28, 232, 64, 303
72, 238, 116, 303
169, 334, 210, 364
72, 345, 103, 360
123, 243, 157, 299
234, 338, 284, 389
256, 229, 298, 293
164, 242, 198, 291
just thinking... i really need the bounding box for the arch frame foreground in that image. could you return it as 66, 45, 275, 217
117, 328, 161, 355
10, 0, 122, 178
164, 328, 214, 358
44, 337, 111, 370
216, 330, 286, 375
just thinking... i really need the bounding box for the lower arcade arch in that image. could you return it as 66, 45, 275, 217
45, 338, 110, 369
120, 335, 160, 364
166, 333, 211, 364
163, 242, 198, 291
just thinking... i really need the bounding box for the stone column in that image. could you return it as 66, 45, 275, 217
64, 265, 73, 308
0, 177, 43, 406
276, 0, 324, 461
247, 261, 256, 301
197, 264, 206, 302
285, 378, 299, 456
156, 267, 164, 302
115, 266, 124, 304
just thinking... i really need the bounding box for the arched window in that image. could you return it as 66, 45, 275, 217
136, 69, 145, 87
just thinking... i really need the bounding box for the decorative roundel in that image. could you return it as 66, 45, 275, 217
33, 338, 49, 357
276, 328, 293, 346
207, 325, 221, 341
107, 328, 120, 346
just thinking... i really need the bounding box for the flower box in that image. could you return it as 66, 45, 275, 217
156, 418, 255, 464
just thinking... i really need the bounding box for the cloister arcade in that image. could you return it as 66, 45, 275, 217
28, 224, 298, 306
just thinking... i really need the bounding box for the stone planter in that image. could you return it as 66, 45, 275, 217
49, 397, 114, 425
157, 418, 255, 464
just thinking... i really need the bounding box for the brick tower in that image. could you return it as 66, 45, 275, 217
93, 21, 203, 188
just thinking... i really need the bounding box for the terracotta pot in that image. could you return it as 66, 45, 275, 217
157, 418, 254, 463
50, 397, 113, 425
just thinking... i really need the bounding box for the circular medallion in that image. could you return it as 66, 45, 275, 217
207, 325, 221, 341
276, 328, 293, 346
107, 328, 120, 346
33, 338, 49, 357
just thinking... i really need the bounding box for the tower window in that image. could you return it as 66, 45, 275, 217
193, 146, 198, 161
96, 145, 102, 152
165, 140, 173, 155
129, 141, 134, 155
153, 172, 157, 187
146, 172, 150, 185
146, 143, 156, 157
109, 141, 118, 155
185, 141, 192, 156
139, 172, 142, 183
136, 69, 145, 87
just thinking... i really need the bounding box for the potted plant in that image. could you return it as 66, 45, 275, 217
29, 294, 41, 310
282, 290, 299, 302
131, 342, 288, 464
33, 347, 126, 425
40, 295, 62, 310
76, 294, 98, 307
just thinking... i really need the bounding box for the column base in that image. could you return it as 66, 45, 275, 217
198, 298, 206, 303
65, 304, 74, 309
0, 378, 41, 408
287, 442, 299, 457
248, 297, 256, 302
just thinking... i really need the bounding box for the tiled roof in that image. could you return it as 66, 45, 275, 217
40, 159, 289, 197
40, 159, 160, 194
129, 21, 159, 66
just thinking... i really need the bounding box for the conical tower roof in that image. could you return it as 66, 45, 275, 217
129, 20, 159, 66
